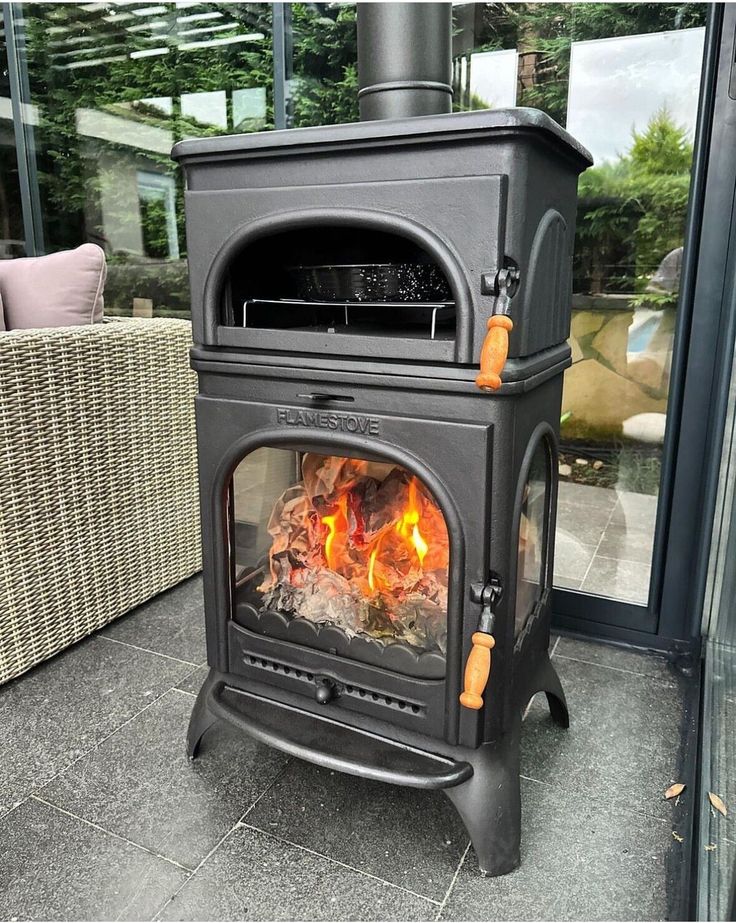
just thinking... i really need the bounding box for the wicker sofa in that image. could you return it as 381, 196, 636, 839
0, 317, 201, 685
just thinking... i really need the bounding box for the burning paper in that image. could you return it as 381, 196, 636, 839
258, 454, 449, 653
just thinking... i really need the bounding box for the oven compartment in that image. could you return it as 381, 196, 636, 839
183, 173, 507, 363
175, 111, 591, 362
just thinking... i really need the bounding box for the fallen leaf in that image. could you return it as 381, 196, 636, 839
665, 783, 686, 800
672, 831, 684, 842
705, 844, 717, 851
709, 792, 728, 816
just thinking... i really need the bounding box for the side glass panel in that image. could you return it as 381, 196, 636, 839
18, 2, 274, 317
515, 441, 550, 637
698, 330, 736, 919
452, 3, 707, 613
231, 448, 450, 660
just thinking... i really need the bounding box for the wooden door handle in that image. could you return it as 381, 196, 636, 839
476, 315, 513, 392
459, 631, 495, 710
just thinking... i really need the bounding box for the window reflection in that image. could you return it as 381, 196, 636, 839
0, 39, 28, 258
449, 2, 707, 606
21, 1, 272, 315
566, 29, 705, 166
468, 49, 517, 109
6, 1, 708, 609
181, 90, 228, 130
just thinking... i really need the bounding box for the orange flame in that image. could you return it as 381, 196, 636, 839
322, 476, 431, 589
368, 545, 379, 592
321, 495, 348, 571
395, 479, 428, 566
412, 523, 429, 565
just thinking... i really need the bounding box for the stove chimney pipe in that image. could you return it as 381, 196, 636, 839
357, 2, 453, 121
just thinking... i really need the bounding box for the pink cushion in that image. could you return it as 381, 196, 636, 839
0, 290, 5, 331
0, 244, 106, 329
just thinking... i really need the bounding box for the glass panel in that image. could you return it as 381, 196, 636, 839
19, 2, 274, 316
0, 34, 27, 258
560, 19, 705, 604
698, 334, 736, 920
453, 3, 707, 609
232, 448, 449, 658
289, 4, 358, 129
516, 441, 549, 637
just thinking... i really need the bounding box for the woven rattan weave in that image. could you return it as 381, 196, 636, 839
0, 317, 201, 685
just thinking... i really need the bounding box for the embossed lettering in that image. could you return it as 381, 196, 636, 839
275, 407, 381, 436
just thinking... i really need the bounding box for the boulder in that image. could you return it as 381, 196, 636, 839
561, 358, 667, 439
592, 312, 632, 376
622, 413, 667, 445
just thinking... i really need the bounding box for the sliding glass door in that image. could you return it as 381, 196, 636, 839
449, 2, 714, 644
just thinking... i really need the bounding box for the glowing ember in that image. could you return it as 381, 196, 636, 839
257, 454, 449, 653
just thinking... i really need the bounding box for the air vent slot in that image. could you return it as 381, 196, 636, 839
243, 653, 425, 715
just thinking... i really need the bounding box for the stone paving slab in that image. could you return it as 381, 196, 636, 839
0, 578, 684, 921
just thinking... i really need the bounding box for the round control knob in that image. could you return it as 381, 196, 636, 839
315, 680, 334, 704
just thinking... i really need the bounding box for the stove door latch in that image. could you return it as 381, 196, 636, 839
460, 576, 502, 711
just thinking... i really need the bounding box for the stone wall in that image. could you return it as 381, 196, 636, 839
561, 294, 674, 443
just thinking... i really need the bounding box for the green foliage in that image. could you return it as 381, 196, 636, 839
629, 109, 694, 176
18, 1, 705, 317
575, 110, 693, 296
23, 3, 275, 256
139, 197, 170, 260
290, 4, 359, 127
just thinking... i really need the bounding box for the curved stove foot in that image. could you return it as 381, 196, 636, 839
186, 669, 218, 760
444, 725, 522, 877
539, 653, 570, 728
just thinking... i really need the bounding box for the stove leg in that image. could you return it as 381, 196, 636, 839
539, 653, 570, 728
444, 726, 521, 877
186, 670, 218, 760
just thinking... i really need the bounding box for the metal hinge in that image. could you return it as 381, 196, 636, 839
469, 574, 503, 634
480, 261, 520, 301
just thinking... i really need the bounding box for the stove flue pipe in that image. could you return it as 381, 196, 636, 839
357, 2, 453, 121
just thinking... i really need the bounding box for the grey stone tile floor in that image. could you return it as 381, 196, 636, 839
0, 574, 689, 922
554, 482, 656, 603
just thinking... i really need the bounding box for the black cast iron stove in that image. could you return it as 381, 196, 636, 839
173, 3, 592, 877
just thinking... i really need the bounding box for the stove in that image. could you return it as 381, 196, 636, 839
172, 3, 591, 878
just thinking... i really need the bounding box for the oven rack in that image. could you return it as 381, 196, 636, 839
243, 298, 455, 341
